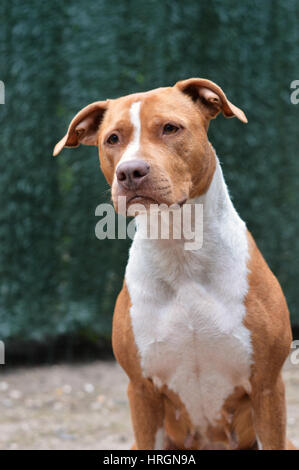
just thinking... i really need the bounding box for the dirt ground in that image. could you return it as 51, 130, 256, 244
0, 357, 298, 450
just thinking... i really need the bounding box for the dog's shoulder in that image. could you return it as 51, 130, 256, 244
244, 230, 292, 378
112, 281, 143, 382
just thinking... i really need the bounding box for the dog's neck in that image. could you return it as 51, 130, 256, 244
127, 154, 248, 302
133, 156, 243, 250
192, 157, 236, 219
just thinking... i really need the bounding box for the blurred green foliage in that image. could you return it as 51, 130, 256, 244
0, 0, 298, 349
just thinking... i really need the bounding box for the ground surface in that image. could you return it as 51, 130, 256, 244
0, 358, 298, 450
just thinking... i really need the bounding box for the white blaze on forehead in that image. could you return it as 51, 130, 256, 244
116, 100, 141, 169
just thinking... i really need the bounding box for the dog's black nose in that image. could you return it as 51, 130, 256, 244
116, 160, 150, 189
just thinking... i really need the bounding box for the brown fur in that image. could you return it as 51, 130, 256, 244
244, 231, 293, 449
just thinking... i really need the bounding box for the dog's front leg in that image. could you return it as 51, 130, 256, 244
128, 380, 165, 450
250, 373, 287, 450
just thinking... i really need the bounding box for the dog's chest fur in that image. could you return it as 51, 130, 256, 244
126, 162, 253, 431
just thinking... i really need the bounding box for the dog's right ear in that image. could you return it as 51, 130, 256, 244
53, 101, 108, 156
176, 78, 247, 124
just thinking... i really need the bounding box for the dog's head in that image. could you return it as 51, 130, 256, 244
54, 78, 247, 212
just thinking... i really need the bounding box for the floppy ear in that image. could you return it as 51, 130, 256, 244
176, 78, 247, 123
53, 100, 108, 156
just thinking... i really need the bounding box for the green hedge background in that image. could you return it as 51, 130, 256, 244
0, 0, 298, 353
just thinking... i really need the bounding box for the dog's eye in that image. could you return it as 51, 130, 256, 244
107, 133, 119, 145
163, 123, 179, 135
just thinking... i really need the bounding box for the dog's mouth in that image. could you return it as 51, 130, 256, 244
126, 194, 188, 208
127, 194, 158, 205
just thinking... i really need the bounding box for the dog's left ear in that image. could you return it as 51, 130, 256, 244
176, 78, 247, 123
53, 100, 108, 156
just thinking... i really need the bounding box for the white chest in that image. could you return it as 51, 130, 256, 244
126, 163, 253, 430
127, 262, 252, 430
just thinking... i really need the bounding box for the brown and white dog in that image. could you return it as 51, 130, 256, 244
54, 78, 295, 450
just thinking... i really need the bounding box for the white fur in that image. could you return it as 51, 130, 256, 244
116, 101, 141, 169
126, 158, 253, 438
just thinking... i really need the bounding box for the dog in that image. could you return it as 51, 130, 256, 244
54, 78, 295, 450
